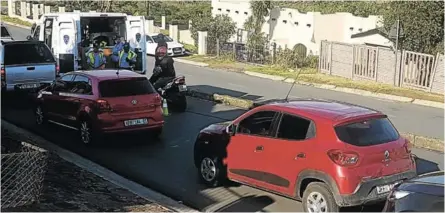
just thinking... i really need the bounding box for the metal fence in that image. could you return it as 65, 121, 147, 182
208, 38, 273, 65
1, 139, 48, 209
319, 40, 444, 94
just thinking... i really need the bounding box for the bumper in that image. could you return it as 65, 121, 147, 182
335, 170, 417, 207
95, 110, 164, 134
2, 82, 52, 92
167, 49, 185, 56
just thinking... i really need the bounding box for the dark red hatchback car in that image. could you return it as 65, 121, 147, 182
34, 70, 164, 145
194, 99, 417, 212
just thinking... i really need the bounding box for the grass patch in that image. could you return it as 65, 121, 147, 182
1, 15, 33, 27
1, 1, 7, 6
182, 55, 444, 103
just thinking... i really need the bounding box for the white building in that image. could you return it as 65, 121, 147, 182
211, 0, 392, 55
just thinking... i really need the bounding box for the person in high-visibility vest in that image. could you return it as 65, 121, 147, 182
118, 42, 137, 70
86, 42, 106, 70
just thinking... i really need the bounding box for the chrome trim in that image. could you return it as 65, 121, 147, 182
48, 120, 78, 130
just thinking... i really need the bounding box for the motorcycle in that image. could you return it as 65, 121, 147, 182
150, 66, 188, 112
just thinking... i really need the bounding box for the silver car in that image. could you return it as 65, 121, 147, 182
1, 40, 57, 92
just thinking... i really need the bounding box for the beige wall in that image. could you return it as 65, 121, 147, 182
179, 30, 194, 45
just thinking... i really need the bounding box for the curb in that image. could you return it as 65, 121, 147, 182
175, 57, 443, 109
174, 58, 209, 67
185, 89, 444, 153
1, 120, 198, 213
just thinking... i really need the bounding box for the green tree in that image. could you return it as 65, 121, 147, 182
381, 1, 444, 54
190, 14, 236, 48
244, 1, 272, 61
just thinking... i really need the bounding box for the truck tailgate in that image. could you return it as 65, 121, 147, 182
5, 63, 56, 84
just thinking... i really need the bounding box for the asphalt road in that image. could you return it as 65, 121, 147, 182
5, 23, 443, 140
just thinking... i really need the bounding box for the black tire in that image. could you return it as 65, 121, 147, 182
302, 182, 339, 213
198, 155, 225, 187
35, 105, 47, 126
78, 119, 100, 146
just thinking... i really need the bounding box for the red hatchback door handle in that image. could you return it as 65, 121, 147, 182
255, 146, 264, 152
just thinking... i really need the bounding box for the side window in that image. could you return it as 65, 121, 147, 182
53, 74, 74, 92
276, 114, 315, 141
43, 19, 53, 48
238, 111, 277, 137
33, 26, 41, 40
71, 75, 93, 95
146, 35, 153, 43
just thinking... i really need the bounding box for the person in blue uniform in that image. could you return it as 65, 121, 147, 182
118, 42, 137, 70
86, 42, 106, 70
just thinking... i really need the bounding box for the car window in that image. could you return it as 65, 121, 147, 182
1, 26, 11, 37
276, 114, 315, 140
33, 26, 41, 40
71, 75, 93, 95
151, 34, 173, 43
238, 111, 277, 137
4, 42, 55, 65
53, 74, 74, 92
99, 77, 155, 98
146, 35, 154, 43
334, 117, 399, 147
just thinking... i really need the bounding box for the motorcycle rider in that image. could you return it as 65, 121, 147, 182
149, 43, 176, 90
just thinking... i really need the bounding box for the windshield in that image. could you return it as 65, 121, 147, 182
334, 117, 399, 147
99, 78, 155, 98
4, 42, 55, 65
1, 26, 11, 37
151, 34, 173, 43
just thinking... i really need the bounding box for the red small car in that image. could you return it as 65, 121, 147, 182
193, 99, 417, 212
34, 70, 164, 145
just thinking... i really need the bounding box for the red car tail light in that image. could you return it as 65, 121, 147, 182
96, 99, 112, 112
327, 149, 359, 167
1, 66, 5, 80
154, 94, 162, 106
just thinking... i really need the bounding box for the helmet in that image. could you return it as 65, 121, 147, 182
156, 46, 167, 57
123, 42, 130, 52
93, 41, 99, 48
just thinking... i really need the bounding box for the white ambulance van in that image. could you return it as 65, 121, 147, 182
27, 12, 147, 74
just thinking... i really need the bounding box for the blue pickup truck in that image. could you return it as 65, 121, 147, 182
1, 40, 57, 92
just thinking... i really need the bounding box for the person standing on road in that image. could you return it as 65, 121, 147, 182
118, 42, 137, 70
111, 36, 125, 67
87, 42, 106, 70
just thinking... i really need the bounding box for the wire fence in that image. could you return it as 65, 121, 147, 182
1, 137, 48, 209
207, 38, 274, 65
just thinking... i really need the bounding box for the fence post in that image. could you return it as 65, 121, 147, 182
20, 1, 26, 19
197, 31, 208, 55
329, 42, 333, 75
58, 6, 65, 13
232, 40, 236, 60
32, 4, 39, 21
39, 3, 44, 15
161, 16, 166, 29
44, 6, 50, 14
7, 0, 14, 16
216, 38, 220, 57
375, 47, 380, 81
429, 53, 441, 92
351, 45, 355, 79
26, 2, 30, 16
272, 42, 277, 64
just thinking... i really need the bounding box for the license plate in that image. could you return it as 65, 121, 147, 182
19, 83, 40, 89
178, 85, 187, 92
124, 118, 148, 127
376, 182, 399, 194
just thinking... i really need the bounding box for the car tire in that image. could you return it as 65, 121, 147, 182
198, 155, 225, 187
78, 119, 99, 146
302, 182, 339, 213
35, 105, 47, 126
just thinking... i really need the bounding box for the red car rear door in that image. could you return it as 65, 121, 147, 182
261, 112, 317, 196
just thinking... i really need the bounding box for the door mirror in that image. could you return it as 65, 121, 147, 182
26, 35, 33, 40
226, 124, 237, 136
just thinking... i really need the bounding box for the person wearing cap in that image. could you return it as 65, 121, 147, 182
118, 42, 137, 70
86, 42, 106, 70
149, 45, 176, 90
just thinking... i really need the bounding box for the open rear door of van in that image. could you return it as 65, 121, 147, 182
126, 16, 147, 74
56, 16, 77, 73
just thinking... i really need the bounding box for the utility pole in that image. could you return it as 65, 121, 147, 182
393, 18, 400, 86
389, 16, 404, 87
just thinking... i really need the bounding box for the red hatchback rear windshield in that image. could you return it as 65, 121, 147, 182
334, 117, 399, 147
99, 77, 155, 98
